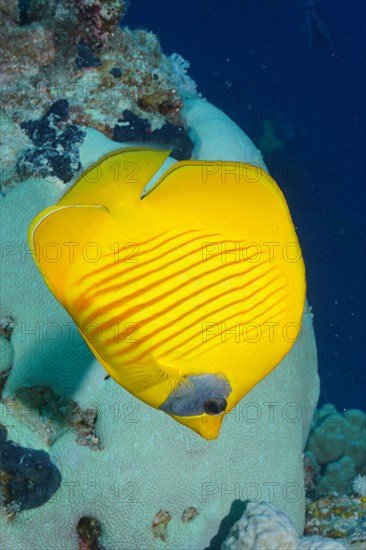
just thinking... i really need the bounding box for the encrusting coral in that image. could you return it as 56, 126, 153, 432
305, 494, 366, 545
222, 501, 348, 549
73, 0, 126, 52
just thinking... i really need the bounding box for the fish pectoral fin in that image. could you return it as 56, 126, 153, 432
120, 355, 187, 395
28, 204, 110, 302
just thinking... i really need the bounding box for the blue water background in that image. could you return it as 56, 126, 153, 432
124, 0, 365, 411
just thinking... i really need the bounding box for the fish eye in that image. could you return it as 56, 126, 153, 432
203, 397, 227, 416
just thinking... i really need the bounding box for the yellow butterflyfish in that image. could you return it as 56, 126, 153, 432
28, 147, 305, 440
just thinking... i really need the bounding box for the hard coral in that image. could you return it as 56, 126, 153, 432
74, 0, 125, 51
17, 0, 58, 24
317, 455, 356, 497
0, 22, 55, 81
1, 8, 194, 144
222, 501, 348, 550
305, 494, 366, 544
305, 404, 366, 496
109, 28, 186, 125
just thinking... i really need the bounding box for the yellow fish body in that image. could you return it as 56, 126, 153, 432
28, 148, 305, 439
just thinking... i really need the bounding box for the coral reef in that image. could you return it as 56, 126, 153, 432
0, 4, 196, 126
305, 404, 366, 496
73, 0, 125, 52
0, 99, 320, 548
1, 22, 55, 80
304, 452, 320, 494
221, 501, 348, 549
0, 0, 21, 23
0, 0, 197, 193
305, 495, 366, 546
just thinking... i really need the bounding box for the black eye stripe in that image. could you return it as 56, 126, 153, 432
159, 374, 231, 417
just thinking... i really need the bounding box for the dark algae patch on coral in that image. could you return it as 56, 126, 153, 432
77, 516, 105, 550
18, 103, 85, 183
114, 110, 193, 160
0, 425, 61, 516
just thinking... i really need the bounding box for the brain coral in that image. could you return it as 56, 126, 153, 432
0, 99, 320, 548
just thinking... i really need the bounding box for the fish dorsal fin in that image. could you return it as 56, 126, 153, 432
28, 204, 111, 305
142, 160, 294, 235
143, 160, 284, 202
59, 147, 171, 211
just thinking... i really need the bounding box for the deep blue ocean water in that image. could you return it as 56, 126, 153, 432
125, 0, 365, 411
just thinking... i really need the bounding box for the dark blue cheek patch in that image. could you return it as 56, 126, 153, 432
159, 374, 231, 416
